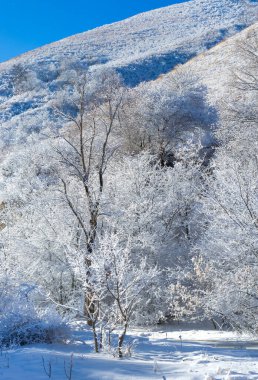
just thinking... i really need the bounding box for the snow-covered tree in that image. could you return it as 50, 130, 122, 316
90, 231, 161, 357
120, 67, 216, 166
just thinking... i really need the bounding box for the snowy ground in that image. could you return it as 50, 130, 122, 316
1, 323, 258, 380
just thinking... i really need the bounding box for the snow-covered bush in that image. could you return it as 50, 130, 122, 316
0, 284, 70, 347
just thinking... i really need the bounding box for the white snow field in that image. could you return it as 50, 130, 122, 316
1, 323, 258, 380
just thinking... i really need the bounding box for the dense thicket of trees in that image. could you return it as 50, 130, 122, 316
192, 28, 258, 332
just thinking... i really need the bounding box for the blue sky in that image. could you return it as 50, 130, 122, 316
0, 0, 188, 62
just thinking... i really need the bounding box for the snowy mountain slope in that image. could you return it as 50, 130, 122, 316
0, 0, 257, 149
155, 22, 258, 107
140, 21, 258, 117
126, 21, 257, 157
1, 0, 257, 85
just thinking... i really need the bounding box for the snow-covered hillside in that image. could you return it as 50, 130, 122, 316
140, 20, 258, 120
1, 0, 257, 84
0, 0, 257, 149
155, 21, 258, 107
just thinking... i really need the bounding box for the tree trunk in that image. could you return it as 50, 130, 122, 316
118, 321, 128, 358
92, 321, 99, 353
99, 325, 103, 350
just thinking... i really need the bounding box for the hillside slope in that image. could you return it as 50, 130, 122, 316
1, 0, 257, 84
123, 22, 257, 160
0, 0, 257, 148
145, 21, 258, 106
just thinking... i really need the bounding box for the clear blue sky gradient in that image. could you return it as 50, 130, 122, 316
0, 0, 189, 62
